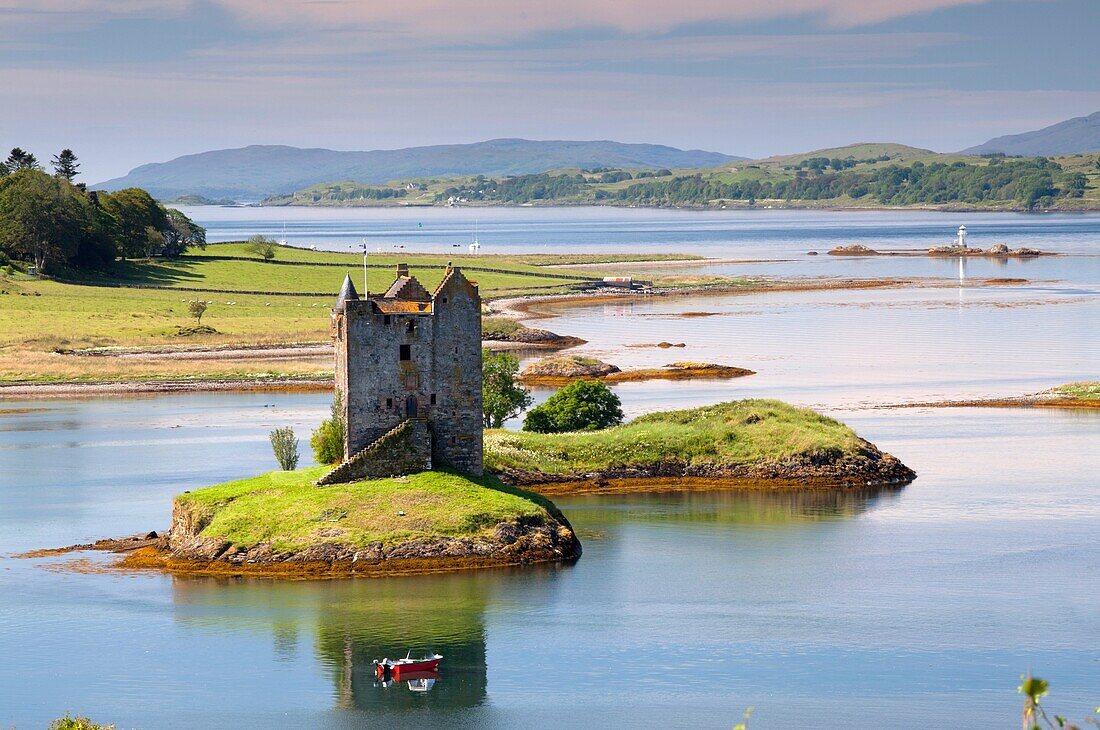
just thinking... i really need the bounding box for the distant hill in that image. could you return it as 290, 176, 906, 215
962, 112, 1100, 156
94, 139, 742, 200
752, 142, 938, 166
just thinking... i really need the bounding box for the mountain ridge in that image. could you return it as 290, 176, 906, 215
95, 139, 743, 200
962, 111, 1100, 156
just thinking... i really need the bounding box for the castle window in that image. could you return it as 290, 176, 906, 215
386, 398, 393, 409
442, 297, 448, 304
430, 393, 436, 405
383, 315, 391, 325
406, 319, 416, 334
400, 344, 411, 361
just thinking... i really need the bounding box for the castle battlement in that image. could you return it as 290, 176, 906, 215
327, 263, 484, 479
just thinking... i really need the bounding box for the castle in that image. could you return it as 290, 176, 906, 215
317, 263, 483, 485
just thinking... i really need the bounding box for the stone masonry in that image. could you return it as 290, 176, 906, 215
321, 263, 484, 483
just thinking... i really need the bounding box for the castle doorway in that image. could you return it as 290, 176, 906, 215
405, 395, 418, 418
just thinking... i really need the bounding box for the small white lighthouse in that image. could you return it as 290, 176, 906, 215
955, 225, 968, 249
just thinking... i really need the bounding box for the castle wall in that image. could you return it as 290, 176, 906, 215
429, 273, 484, 475
316, 419, 431, 485
332, 266, 483, 478
342, 303, 436, 457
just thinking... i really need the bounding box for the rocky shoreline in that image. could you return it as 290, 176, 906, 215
481, 323, 587, 351
828, 243, 1053, 257
0, 377, 333, 398
898, 395, 1100, 410
494, 441, 916, 495
27, 512, 582, 579
519, 356, 755, 385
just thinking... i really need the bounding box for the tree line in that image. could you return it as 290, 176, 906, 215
434, 157, 1087, 211
0, 147, 205, 273
617, 157, 1079, 210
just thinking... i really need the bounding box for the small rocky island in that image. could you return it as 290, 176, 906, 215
485, 400, 915, 494
122, 468, 580, 576
520, 355, 755, 385
828, 241, 1052, 258
481, 317, 586, 350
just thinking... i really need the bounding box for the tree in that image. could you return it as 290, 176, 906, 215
482, 350, 533, 428
2, 148, 39, 174
0, 168, 85, 271
269, 427, 300, 470
51, 149, 79, 182
187, 300, 207, 325
245, 234, 278, 262
101, 188, 168, 258
522, 380, 623, 433
311, 392, 347, 465
161, 208, 206, 257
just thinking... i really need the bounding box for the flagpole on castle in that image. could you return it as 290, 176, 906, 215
361, 238, 368, 294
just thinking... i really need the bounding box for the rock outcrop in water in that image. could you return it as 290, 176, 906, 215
520, 356, 755, 385
160, 503, 581, 573
494, 440, 916, 495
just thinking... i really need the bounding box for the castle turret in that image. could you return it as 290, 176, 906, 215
334, 273, 359, 312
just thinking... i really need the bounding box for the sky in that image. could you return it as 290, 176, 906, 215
2, 0, 1098, 182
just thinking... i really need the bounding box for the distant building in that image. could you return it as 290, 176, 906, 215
956, 225, 968, 249
318, 263, 483, 485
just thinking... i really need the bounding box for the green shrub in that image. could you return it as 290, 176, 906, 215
522, 380, 623, 433
311, 392, 346, 464
269, 426, 300, 470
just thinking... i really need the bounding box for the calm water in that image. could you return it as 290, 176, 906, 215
3, 211, 1099, 728
179, 206, 1100, 257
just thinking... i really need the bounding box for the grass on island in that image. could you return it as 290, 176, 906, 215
485, 400, 866, 476
176, 467, 556, 552
1047, 381, 1100, 401
481, 317, 525, 339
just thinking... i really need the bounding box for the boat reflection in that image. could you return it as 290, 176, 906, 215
375, 670, 440, 693
169, 572, 493, 712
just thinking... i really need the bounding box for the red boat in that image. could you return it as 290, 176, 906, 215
374, 652, 443, 679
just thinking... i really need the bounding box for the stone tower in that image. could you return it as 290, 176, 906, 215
318, 263, 483, 485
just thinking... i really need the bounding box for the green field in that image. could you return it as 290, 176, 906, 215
485, 400, 867, 476
176, 467, 555, 552
0, 245, 714, 383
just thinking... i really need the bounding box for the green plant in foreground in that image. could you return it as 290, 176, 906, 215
311, 392, 346, 464
1019, 673, 1100, 730
269, 426, 299, 470
523, 379, 623, 433
482, 349, 532, 428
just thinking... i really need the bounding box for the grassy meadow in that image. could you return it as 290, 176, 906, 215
0, 244, 710, 384
485, 400, 867, 476
176, 467, 554, 552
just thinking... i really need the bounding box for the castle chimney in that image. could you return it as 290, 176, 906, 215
396, 263, 409, 277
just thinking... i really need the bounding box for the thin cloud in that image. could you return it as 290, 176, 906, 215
0, 0, 994, 36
